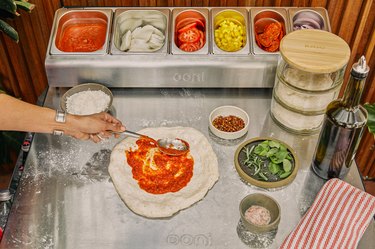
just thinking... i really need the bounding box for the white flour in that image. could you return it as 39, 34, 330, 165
275, 68, 338, 112
66, 90, 110, 115
271, 100, 324, 131
272, 68, 340, 132
282, 67, 334, 90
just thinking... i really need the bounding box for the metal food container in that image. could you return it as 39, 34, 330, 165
50, 9, 112, 55
171, 8, 209, 55
111, 9, 169, 54
211, 8, 249, 55
250, 8, 289, 55
288, 7, 331, 32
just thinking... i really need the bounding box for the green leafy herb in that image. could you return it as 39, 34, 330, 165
283, 159, 292, 172
279, 171, 292, 179
242, 139, 294, 182
269, 140, 280, 148
259, 172, 268, 181
364, 103, 375, 135
268, 162, 280, 174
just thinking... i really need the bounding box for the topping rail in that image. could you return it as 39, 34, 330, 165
45, 7, 330, 88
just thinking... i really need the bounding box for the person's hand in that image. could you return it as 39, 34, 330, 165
64, 112, 125, 143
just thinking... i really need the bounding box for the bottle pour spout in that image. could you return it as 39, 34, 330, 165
352, 56, 369, 78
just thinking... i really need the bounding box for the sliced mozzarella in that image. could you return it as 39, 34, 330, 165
120, 30, 132, 51
129, 39, 150, 52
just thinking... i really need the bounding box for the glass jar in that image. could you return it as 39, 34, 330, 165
270, 29, 351, 134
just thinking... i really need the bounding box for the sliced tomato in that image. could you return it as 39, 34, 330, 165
198, 30, 205, 48
178, 27, 200, 43
176, 18, 205, 31
178, 22, 197, 33
179, 42, 201, 52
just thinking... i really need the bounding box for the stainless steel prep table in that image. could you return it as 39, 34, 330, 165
1, 87, 374, 249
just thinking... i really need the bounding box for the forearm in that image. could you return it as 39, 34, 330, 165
0, 94, 72, 134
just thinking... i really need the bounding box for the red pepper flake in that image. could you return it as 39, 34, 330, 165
212, 115, 245, 132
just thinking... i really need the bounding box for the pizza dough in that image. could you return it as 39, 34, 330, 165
108, 127, 219, 218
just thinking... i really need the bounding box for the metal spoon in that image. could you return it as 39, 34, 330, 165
117, 130, 189, 156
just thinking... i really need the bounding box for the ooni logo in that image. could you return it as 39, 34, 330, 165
173, 72, 205, 82
166, 233, 212, 246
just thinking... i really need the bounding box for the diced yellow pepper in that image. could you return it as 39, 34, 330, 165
214, 18, 246, 52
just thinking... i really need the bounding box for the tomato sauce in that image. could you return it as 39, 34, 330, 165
126, 137, 194, 194
57, 22, 107, 52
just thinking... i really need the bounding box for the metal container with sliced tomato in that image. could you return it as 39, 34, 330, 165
211, 8, 249, 55
171, 8, 209, 55
250, 8, 289, 55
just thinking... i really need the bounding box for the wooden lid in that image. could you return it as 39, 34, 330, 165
280, 30, 351, 73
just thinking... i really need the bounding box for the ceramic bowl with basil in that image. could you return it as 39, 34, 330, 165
234, 137, 299, 189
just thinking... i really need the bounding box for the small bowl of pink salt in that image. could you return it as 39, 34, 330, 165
239, 193, 280, 234
60, 83, 113, 115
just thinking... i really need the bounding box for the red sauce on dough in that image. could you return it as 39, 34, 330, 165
126, 137, 194, 194
58, 22, 106, 52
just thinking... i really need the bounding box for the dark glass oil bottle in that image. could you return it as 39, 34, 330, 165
311, 56, 369, 179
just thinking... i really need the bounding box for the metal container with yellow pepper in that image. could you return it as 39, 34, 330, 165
211, 8, 249, 54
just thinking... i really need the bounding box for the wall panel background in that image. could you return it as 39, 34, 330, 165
0, 0, 374, 177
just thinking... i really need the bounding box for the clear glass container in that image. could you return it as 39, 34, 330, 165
270, 29, 351, 135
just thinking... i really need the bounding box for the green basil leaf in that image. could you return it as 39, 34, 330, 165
268, 162, 280, 174
254, 143, 269, 156
270, 155, 282, 164
276, 151, 288, 160
260, 140, 269, 147
279, 144, 287, 151
279, 171, 292, 178
254, 144, 264, 154
283, 159, 292, 172
269, 140, 280, 148
270, 151, 287, 164
267, 148, 279, 157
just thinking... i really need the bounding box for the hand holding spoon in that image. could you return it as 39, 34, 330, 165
117, 130, 189, 156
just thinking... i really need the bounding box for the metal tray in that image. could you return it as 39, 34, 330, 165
288, 7, 331, 32
250, 8, 289, 55
171, 8, 209, 55
1, 88, 373, 249
211, 8, 250, 55
50, 8, 112, 55
111, 8, 170, 55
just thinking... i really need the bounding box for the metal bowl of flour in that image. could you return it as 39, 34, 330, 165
60, 83, 113, 115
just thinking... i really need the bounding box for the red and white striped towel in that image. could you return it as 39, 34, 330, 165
280, 178, 375, 249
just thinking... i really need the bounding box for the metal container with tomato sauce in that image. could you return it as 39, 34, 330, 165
171, 9, 209, 55
50, 9, 112, 55
212, 8, 249, 55
250, 8, 289, 55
